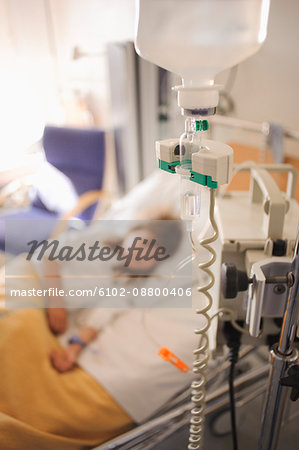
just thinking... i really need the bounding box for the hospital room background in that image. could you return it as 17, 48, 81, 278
0, 1, 299, 450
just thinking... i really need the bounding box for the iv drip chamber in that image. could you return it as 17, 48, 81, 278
176, 165, 201, 222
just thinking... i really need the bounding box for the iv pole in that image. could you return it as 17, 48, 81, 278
258, 227, 299, 450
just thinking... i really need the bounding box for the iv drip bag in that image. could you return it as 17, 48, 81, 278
135, 0, 270, 110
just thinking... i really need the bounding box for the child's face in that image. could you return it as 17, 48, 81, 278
121, 228, 158, 273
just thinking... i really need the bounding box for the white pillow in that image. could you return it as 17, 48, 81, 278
32, 162, 78, 215
103, 169, 181, 220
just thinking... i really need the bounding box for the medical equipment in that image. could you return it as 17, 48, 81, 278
218, 165, 299, 450
135, 1, 298, 449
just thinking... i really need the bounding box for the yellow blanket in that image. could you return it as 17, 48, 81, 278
0, 309, 132, 450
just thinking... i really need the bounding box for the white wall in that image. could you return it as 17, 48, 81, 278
0, 0, 136, 168
215, 0, 299, 156
223, 0, 299, 126
49, 0, 136, 125
0, 0, 60, 168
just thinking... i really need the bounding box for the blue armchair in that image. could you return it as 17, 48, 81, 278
0, 125, 106, 254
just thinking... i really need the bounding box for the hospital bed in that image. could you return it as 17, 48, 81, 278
2, 160, 297, 449
47, 166, 287, 450
46, 161, 297, 450
94, 346, 269, 450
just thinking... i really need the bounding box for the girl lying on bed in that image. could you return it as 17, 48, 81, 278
0, 210, 198, 450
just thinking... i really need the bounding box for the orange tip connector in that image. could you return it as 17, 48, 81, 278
158, 346, 190, 373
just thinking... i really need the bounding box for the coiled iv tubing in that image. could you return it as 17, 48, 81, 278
188, 188, 219, 450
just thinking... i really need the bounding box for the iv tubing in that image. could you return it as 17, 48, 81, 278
188, 188, 218, 450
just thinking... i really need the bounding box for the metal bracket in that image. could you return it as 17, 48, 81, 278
247, 258, 292, 337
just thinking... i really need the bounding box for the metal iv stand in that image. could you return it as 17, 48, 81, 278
258, 227, 299, 450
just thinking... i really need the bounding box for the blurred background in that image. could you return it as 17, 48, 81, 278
0, 0, 298, 235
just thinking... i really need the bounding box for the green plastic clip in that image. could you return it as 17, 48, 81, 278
190, 170, 218, 189
195, 120, 209, 132
158, 159, 192, 174
158, 159, 180, 174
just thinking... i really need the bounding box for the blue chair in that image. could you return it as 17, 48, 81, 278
0, 125, 106, 254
